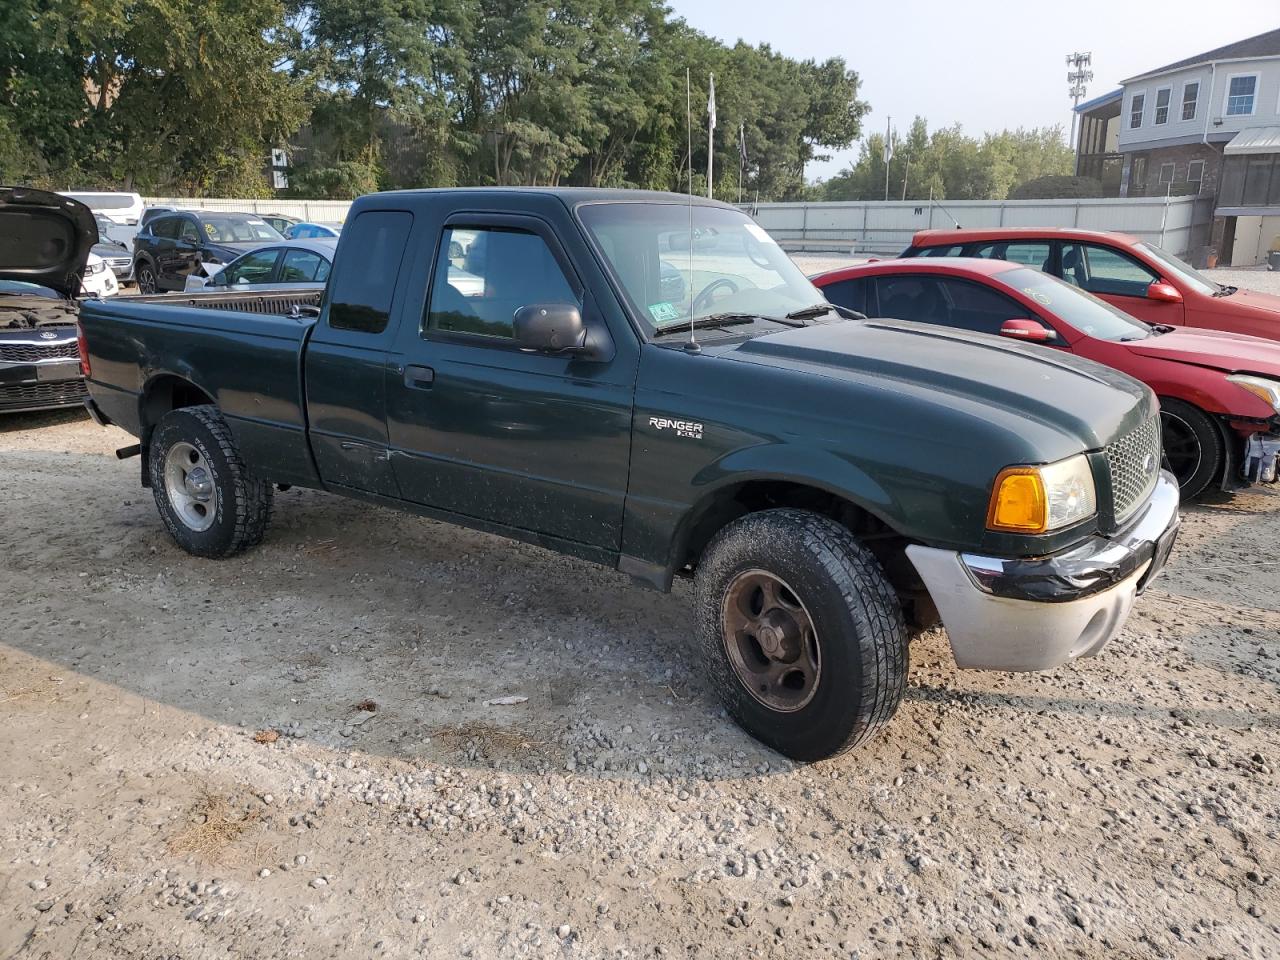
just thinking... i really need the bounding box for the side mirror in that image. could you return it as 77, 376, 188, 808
1147, 281, 1183, 303
999, 318, 1057, 343
513, 302, 588, 354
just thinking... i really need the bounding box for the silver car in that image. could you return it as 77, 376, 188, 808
185, 239, 338, 292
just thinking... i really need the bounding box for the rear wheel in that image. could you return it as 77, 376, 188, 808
1160, 398, 1224, 499
149, 405, 272, 557
694, 508, 908, 761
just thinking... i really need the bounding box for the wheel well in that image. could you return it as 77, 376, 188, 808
140, 376, 214, 439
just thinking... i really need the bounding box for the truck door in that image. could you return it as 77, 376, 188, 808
386, 212, 636, 553
304, 209, 416, 498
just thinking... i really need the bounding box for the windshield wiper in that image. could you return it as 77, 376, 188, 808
652, 313, 801, 337
785, 303, 837, 321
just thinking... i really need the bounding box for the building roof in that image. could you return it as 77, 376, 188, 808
1122, 26, 1280, 83
1074, 89, 1122, 114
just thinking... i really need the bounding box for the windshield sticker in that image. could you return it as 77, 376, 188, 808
744, 223, 777, 245
648, 302, 681, 323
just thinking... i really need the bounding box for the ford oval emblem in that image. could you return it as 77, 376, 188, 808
39, 330, 58, 340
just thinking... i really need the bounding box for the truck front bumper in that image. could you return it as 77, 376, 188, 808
906, 471, 1180, 671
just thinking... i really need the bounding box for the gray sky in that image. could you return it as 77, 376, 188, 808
668, 0, 1275, 181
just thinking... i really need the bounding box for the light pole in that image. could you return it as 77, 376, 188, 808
1066, 52, 1093, 155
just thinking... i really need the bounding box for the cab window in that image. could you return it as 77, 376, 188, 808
327, 210, 413, 334
426, 226, 579, 340
151, 216, 179, 239
179, 219, 201, 243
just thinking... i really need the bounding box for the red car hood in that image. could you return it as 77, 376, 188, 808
1124, 326, 1280, 374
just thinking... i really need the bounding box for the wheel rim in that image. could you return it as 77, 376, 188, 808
139, 267, 155, 293
163, 442, 217, 532
721, 569, 821, 713
1160, 411, 1201, 487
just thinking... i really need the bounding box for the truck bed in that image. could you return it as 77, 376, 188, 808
118, 287, 322, 317
79, 293, 322, 487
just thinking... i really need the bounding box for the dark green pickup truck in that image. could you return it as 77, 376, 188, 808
78, 187, 1180, 760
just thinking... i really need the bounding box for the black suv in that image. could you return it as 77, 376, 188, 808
132, 211, 283, 293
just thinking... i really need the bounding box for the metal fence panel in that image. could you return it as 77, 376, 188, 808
144, 197, 354, 223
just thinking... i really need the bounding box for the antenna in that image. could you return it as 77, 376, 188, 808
684, 67, 699, 353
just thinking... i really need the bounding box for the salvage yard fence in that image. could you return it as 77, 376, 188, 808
747, 196, 1216, 258
145, 195, 1214, 259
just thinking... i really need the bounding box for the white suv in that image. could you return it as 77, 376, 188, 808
58, 191, 145, 226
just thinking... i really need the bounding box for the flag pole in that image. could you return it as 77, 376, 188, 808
738, 122, 745, 206
706, 73, 716, 199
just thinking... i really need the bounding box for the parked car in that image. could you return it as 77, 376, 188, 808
58, 190, 144, 226
902, 228, 1280, 342
260, 213, 301, 236
1, 186, 94, 413
80, 253, 119, 298
184, 239, 337, 292
813, 258, 1280, 498
79, 188, 1180, 761
285, 221, 341, 239
91, 217, 133, 282
132, 211, 284, 293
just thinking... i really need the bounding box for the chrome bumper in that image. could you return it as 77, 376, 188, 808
906, 471, 1180, 671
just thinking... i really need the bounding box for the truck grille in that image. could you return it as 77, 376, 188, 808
0, 341, 79, 363
1106, 416, 1161, 523
0, 378, 87, 411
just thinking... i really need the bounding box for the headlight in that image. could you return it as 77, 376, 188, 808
1227, 375, 1280, 415
987, 453, 1097, 534
85, 260, 106, 275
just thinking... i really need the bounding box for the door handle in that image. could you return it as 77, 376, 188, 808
404, 364, 435, 389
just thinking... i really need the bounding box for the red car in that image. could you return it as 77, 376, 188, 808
812, 257, 1280, 498
901, 228, 1280, 342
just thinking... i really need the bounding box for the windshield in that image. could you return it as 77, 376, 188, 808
200, 215, 283, 243
578, 203, 823, 335
1138, 242, 1219, 296
1003, 267, 1154, 341
0, 280, 61, 299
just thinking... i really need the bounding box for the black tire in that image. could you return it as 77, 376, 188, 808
693, 508, 908, 761
1160, 398, 1224, 500
136, 261, 158, 294
149, 405, 273, 558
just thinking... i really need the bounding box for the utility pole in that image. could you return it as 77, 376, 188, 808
1066, 52, 1093, 156
706, 73, 716, 199
882, 116, 893, 202
901, 153, 910, 201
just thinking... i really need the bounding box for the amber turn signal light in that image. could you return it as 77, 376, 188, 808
986, 467, 1048, 533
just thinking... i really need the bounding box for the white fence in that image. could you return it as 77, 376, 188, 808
748, 196, 1214, 258
144, 194, 1213, 258
143, 196, 353, 224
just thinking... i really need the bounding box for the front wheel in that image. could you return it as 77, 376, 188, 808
1160, 398, 1224, 499
694, 509, 908, 761
149, 405, 273, 558
136, 262, 158, 294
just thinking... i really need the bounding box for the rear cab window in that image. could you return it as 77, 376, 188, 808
327, 211, 414, 334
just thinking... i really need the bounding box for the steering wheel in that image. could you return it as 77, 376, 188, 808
692, 277, 740, 313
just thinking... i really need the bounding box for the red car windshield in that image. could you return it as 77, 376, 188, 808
1002, 267, 1154, 342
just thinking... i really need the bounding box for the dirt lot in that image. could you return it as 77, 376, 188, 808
2, 354, 1279, 958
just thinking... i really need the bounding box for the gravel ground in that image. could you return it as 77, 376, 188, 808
2, 280, 1280, 958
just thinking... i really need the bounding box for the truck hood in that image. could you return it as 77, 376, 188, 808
0, 186, 97, 299
727, 318, 1150, 450
1123, 327, 1280, 374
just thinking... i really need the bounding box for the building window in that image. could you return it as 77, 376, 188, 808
1158, 162, 1175, 185
1225, 75, 1257, 116
1129, 92, 1146, 128
1187, 159, 1204, 188
1154, 88, 1171, 125
1181, 81, 1199, 121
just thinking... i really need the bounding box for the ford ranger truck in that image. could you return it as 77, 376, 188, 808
77, 188, 1181, 761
